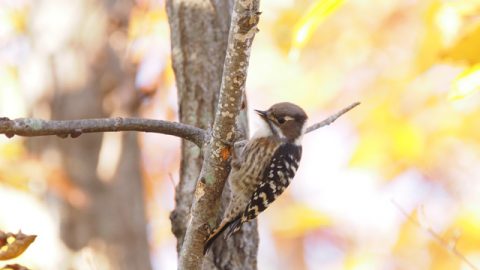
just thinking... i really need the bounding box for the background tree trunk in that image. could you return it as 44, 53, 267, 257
166, 0, 259, 268
28, 1, 152, 269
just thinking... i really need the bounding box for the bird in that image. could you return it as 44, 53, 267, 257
204, 102, 308, 254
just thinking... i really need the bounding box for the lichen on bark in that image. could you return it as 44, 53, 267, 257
166, 0, 261, 269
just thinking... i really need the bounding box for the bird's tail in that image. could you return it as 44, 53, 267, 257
203, 215, 242, 255
223, 218, 242, 239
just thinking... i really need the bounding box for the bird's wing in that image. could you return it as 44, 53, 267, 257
227, 143, 302, 235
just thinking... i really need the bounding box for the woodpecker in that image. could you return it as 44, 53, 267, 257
204, 102, 308, 254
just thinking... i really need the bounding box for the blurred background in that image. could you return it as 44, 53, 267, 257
1, 0, 480, 269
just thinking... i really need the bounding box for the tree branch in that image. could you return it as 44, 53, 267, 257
0, 100, 358, 270
306, 102, 360, 134
177, 0, 260, 269
0, 117, 206, 147
392, 200, 479, 270
0, 101, 359, 148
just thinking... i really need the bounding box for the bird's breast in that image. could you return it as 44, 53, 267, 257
229, 137, 280, 193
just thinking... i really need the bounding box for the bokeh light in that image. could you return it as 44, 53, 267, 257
1, 0, 480, 269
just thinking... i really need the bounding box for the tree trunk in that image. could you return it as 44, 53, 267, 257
28, 1, 152, 269
166, 0, 258, 269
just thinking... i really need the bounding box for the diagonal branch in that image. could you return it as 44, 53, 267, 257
0, 117, 206, 147
177, 0, 261, 269
392, 200, 479, 270
232, 102, 361, 149
306, 102, 360, 134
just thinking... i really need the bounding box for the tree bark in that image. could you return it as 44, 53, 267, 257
166, 0, 258, 269
0, 117, 206, 146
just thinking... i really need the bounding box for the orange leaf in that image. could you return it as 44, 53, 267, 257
220, 147, 231, 161
0, 231, 36, 261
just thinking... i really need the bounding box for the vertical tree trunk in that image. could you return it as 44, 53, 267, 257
29, 1, 152, 269
166, 0, 259, 269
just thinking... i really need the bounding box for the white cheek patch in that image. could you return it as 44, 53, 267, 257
294, 123, 307, 146
251, 117, 273, 139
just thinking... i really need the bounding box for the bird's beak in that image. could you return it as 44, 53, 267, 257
254, 109, 268, 119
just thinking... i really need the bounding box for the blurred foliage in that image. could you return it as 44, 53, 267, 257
0, 264, 30, 270
0, 0, 480, 269
450, 64, 480, 101
290, 0, 345, 60
269, 201, 331, 238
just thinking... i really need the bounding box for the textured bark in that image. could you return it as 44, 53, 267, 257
179, 0, 261, 268
166, 0, 259, 269
166, 0, 230, 252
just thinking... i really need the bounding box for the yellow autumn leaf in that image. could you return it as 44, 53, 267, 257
452, 208, 480, 251
128, 7, 167, 40
349, 130, 388, 169
428, 240, 462, 270
442, 23, 480, 64
350, 105, 425, 177
391, 122, 425, 161
345, 254, 381, 270
289, 0, 345, 59
457, 209, 480, 237
414, 1, 443, 71
269, 203, 330, 238
0, 141, 24, 161
448, 64, 480, 101
0, 8, 27, 36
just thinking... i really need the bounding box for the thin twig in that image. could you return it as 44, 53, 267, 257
306, 102, 360, 134
391, 200, 478, 270
0, 117, 206, 147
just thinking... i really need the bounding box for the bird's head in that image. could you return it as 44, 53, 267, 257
254, 102, 308, 144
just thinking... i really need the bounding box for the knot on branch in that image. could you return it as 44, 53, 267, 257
0, 117, 12, 127
0, 117, 14, 138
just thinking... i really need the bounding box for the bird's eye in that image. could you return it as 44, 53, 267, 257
278, 118, 286, 124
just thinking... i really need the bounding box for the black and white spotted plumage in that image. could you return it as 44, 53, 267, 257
235, 143, 301, 229
204, 102, 307, 254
